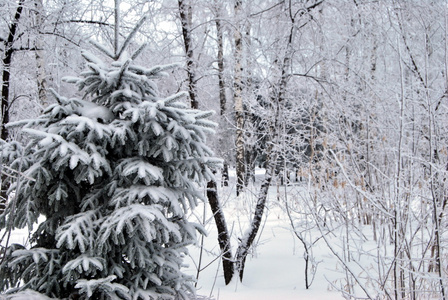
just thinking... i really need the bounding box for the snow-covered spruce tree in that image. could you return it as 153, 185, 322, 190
0, 35, 220, 299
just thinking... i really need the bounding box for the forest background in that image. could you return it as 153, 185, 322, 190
0, 0, 447, 299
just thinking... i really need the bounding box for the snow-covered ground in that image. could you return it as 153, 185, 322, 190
185, 169, 346, 300
186, 209, 345, 300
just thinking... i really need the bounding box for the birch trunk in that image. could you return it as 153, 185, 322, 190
234, 0, 245, 196
34, 0, 48, 108
178, 0, 198, 109
215, 5, 229, 186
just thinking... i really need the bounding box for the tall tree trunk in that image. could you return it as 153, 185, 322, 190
34, 0, 48, 108
1, 0, 26, 215
178, 0, 198, 109
1, 0, 25, 141
242, 22, 256, 187
234, 146, 277, 280
178, 1, 234, 284
215, 4, 229, 186
216, 10, 226, 117
206, 180, 233, 284
234, 0, 245, 196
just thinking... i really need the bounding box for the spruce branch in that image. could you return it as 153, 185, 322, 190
117, 59, 132, 88
131, 42, 148, 61
48, 88, 69, 105
89, 40, 115, 59
116, 15, 148, 60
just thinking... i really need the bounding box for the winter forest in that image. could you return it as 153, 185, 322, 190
0, 0, 447, 299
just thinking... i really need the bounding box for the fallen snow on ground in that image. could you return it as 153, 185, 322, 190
185, 169, 345, 300
186, 217, 344, 300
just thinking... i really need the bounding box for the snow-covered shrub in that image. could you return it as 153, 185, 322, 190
0, 38, 220, 299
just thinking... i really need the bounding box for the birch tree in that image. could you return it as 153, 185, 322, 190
233, 0, 245, 196
33, 0, 48, 108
